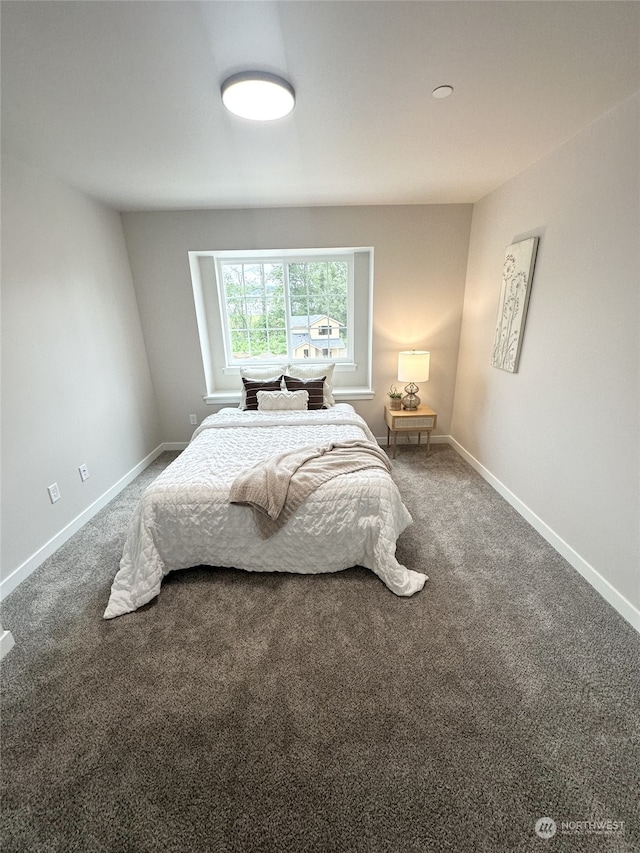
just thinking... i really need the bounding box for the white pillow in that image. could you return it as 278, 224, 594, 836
239, 365, 287, 409
256, 389, 309, 411
285, 362, 335, 406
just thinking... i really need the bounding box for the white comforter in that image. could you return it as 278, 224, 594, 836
104, 404, 426, 618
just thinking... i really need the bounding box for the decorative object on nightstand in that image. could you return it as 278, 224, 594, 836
384, 405, 438, 459
387, 384, 402, 410
397, 350, 430, 409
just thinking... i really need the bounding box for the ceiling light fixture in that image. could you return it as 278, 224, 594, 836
432, 85, 454, 99
221, 71, 295, 121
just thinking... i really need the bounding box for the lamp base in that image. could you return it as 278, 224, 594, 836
402, 393, 420, 410
402, 382, 420, 410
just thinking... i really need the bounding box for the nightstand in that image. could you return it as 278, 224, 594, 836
384, 405, 437, 459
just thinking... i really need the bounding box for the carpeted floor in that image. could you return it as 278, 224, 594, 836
1, 445, 639, 853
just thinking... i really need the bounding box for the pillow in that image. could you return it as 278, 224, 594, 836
256, 390, 309, 412
239, 365, 287, 409
283, 376, 326, 410
242, 377, 283, 411
285, 362, 335, 407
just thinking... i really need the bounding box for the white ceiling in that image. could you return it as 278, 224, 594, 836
2, 1, 639, 211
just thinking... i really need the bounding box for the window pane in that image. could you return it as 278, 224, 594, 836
226, 299, 246, 330
263, 263, 283, 289
231, 330, 250, 359
248, 329, 267, 355
244, 298, 264, 318
249, 312, 266, 331
223, 264, 245, 296
266, 330, 288, 356
307, 262, 328, 313
243, 264, 263, 296
288, 263, 306, 290
287, 264, 309, 326
290, 300, 310, 320
288, 264, 308, 316
265, 300, 285, 326
327, 262, 348, 324
228, 314, 247, 332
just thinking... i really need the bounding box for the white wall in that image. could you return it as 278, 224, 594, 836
1, 156, 160, 588
121, 204, 472, 441
451, 94, 640, 620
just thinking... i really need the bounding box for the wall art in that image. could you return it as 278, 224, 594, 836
491, 237, 539, 373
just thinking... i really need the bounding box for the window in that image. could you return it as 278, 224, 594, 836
189, 246, 374, 402
215, 252, 352, 366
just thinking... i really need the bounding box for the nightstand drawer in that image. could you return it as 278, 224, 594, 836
400, 415, 434, 430
387, 414, 435, 430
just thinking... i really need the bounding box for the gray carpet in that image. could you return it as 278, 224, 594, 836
1, 445, 639, 853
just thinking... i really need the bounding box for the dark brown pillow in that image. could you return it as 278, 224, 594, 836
283, 376, 326, 410
242, 377, 283, 410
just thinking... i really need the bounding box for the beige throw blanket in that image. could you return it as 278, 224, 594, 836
229, 439, 392, 538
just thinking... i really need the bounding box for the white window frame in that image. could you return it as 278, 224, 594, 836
214, 249, 354, 367
189, 246, 374, 404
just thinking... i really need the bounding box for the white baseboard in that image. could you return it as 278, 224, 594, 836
0, 443, 174, 602
449, 437, 640, 634
1, 629, 15, 660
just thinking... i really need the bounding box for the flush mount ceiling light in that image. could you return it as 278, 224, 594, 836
221, 71, 295, 121
432, 85, 454, 99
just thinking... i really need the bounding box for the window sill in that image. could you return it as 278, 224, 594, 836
221, 362, 358, 375
204, 387, 375, 405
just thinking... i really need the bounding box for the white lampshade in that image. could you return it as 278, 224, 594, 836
398, 350, 430, 383
221, 72, 295, 121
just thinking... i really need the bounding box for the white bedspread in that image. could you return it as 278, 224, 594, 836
104, 405, 426, 618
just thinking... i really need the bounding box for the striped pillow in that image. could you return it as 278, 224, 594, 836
283, 376, 326, 410
239, 366, 287, 409
242, 377, 283, 410
285, 363, 335, 406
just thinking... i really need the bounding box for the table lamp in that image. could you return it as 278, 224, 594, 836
397, 350, 430, 410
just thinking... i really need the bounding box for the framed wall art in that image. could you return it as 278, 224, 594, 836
491, 237, 539, 373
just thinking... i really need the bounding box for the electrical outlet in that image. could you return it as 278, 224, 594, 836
189, 414, 198, 425
48, 483, 61, 504
78, 463, 90, 482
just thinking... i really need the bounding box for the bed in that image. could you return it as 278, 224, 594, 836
104, 403, 426, 619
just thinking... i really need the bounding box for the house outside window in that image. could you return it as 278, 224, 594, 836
290, 314, 347, 361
